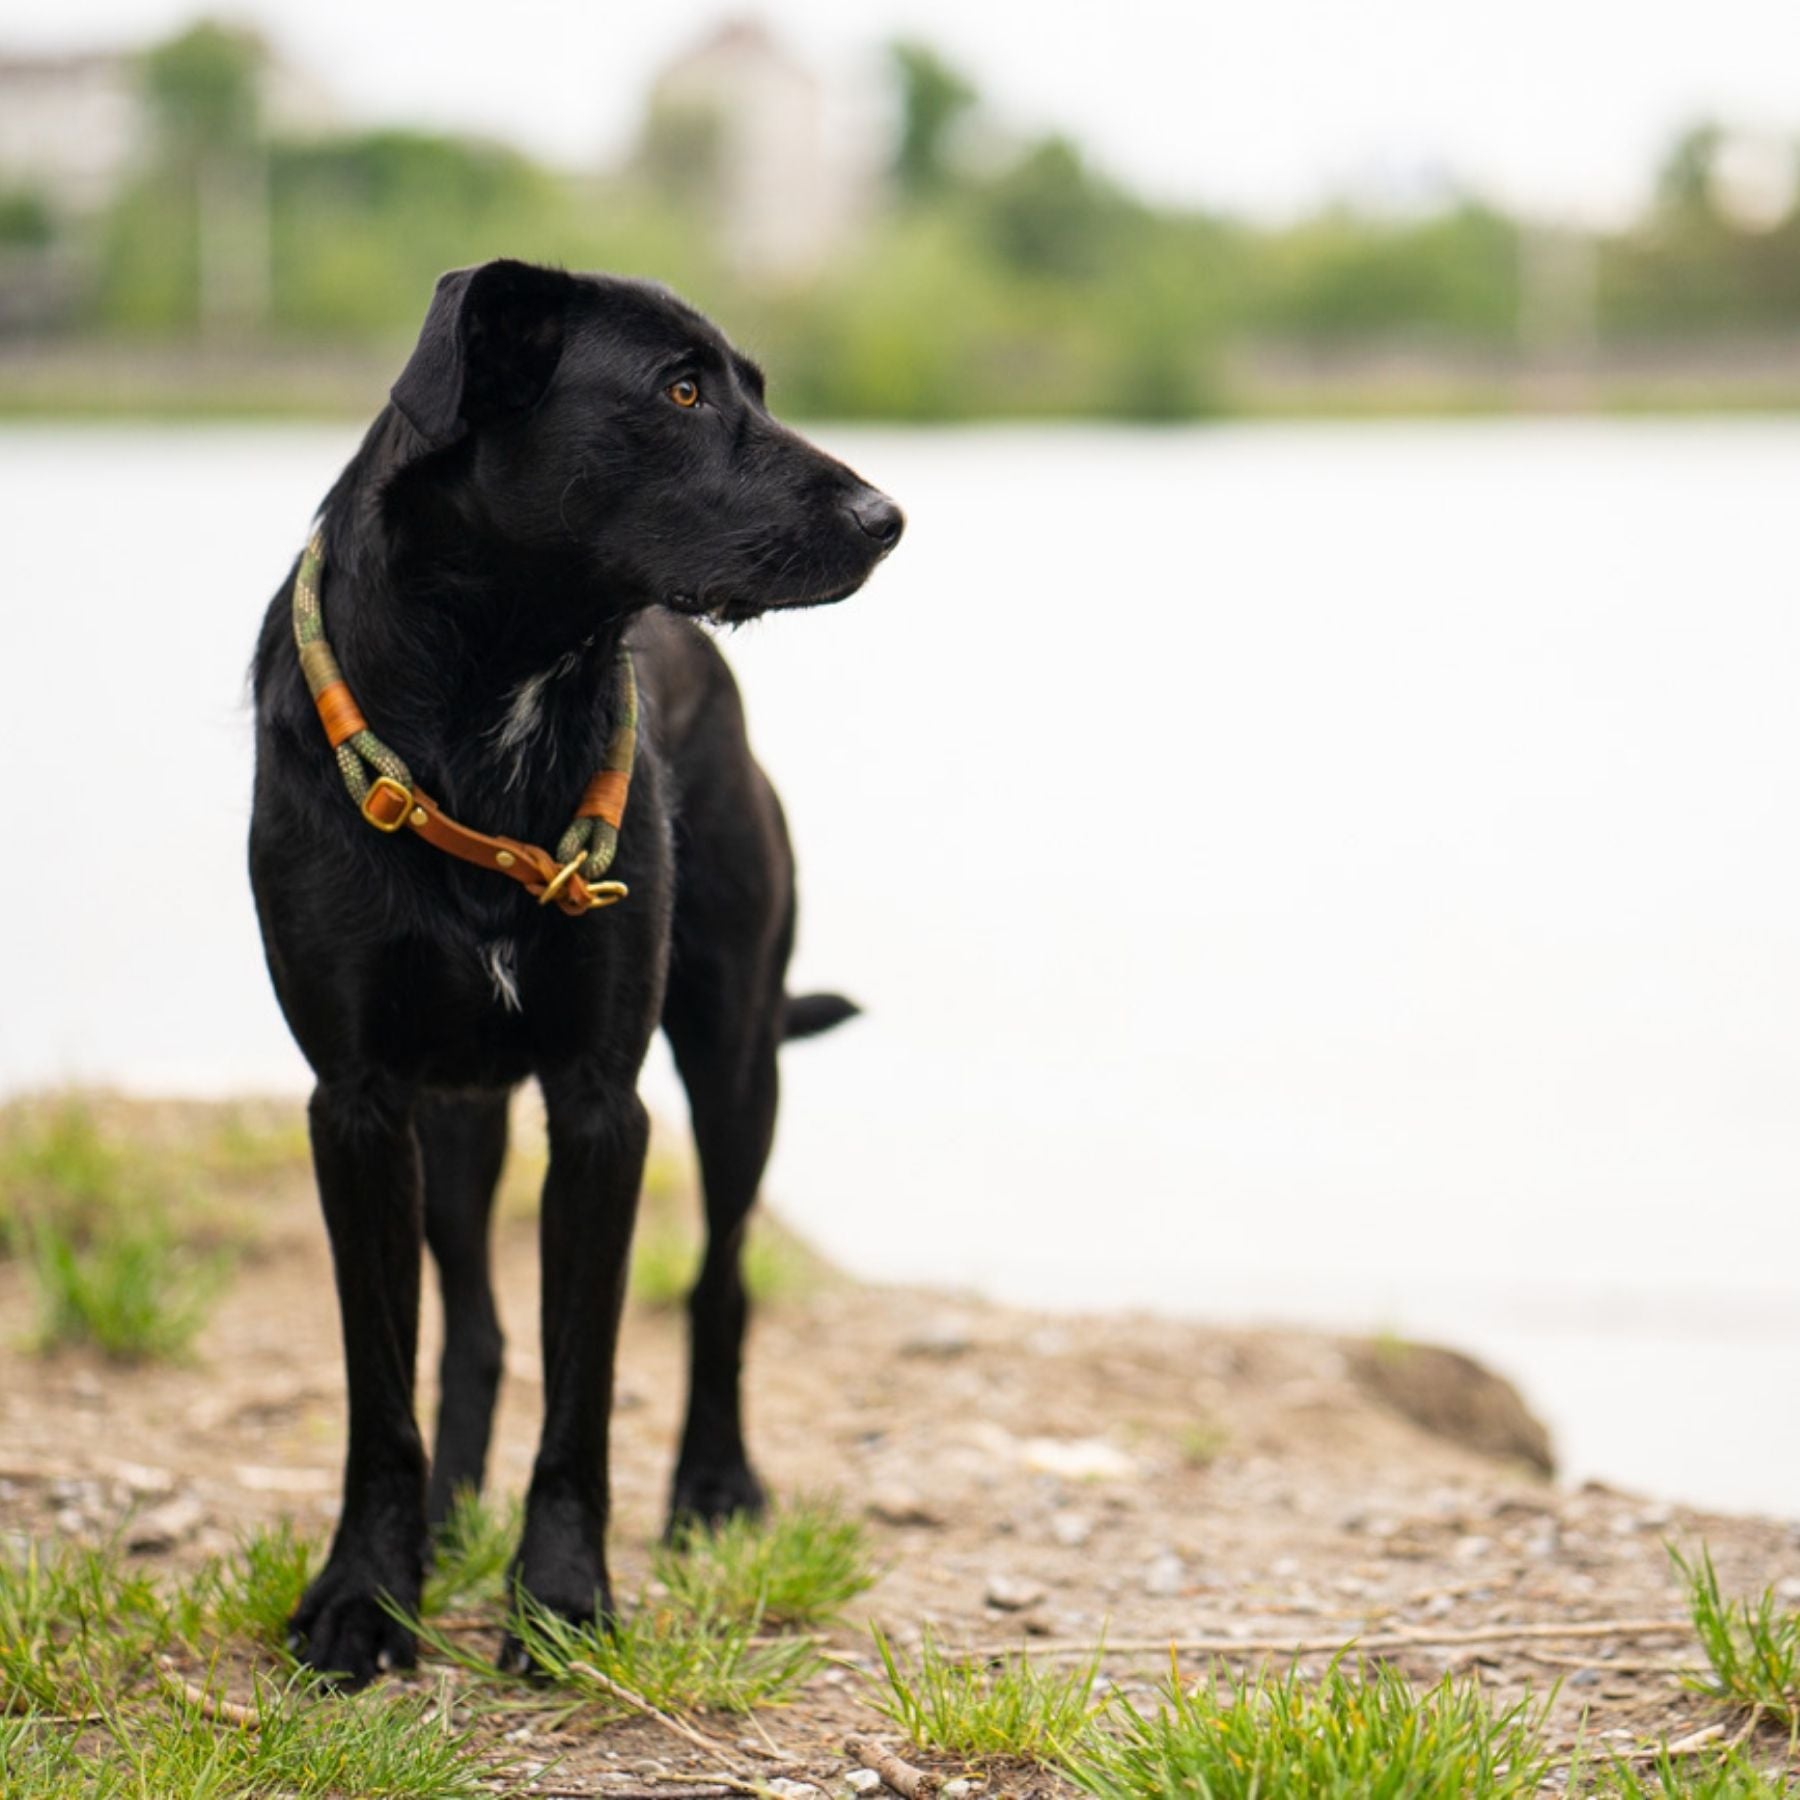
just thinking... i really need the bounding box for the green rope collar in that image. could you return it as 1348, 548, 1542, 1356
291, 528, 639, 905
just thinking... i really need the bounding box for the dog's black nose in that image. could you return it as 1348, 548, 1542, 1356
846, 488, 904, 550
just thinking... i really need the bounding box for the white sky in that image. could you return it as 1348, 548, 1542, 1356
9, 0, 1800, 224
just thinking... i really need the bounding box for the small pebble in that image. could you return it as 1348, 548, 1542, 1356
1143, 1552, 1185, 1597
867, 1488, 944, 1528
986, 1573, 1045, 1612
845, 1772, 882, 1796
1051, 1512, 1094, 1548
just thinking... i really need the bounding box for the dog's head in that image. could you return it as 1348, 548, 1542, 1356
387, 259, 902, 623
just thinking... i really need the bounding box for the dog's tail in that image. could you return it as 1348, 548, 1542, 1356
782, 992, 862, 1042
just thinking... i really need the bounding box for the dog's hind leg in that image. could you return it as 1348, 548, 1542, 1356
420, 1089, 509, 1530
289, 1074, 427, 1688
662, 942, 785, 1536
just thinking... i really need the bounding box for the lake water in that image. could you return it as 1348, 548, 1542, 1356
3, 419, 1797, 1518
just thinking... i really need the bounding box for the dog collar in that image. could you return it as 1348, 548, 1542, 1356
290, 528, 636, 916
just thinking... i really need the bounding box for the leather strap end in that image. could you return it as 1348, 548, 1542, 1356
576, 768, 631, 828
315, 680, 368, 749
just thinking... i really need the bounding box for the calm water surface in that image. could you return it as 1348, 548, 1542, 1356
3, 419, 1797, 1516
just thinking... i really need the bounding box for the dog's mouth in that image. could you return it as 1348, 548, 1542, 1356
667, 579, 867, 624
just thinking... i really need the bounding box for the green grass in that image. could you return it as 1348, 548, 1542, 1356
400, 1491, 861, 1716
872, 1625, 1107, 1761
0, 1533, 506, 1798
202, 1519, 320, 1650
0, 1096, 259, 1362
1067, 1655, 1554, 1800
93, 1672, 495, 1800
1675, 1546, 1800, 1735
1599, 1749, 1800, 1800
658, 1494, 876, 1627
28, 1216, 227, 1361
423, 1489, 522, 1617
414, 1587, 824, 1717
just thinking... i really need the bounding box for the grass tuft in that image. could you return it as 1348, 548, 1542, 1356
1674, 1545, 1800, 1733
423, 1489, 522, 1618
0, 1536, 502, 1798
203, 1519, 320, 1651
659, 1494, 877, 1627
1068, 1654, 1554, 1800
111, 1668, 495, 1799
872, 1624, 1106, 1762
1597, 1747, 1800, 1799
411, 1587, 823, 1717
29, 1216, 226, 1362
1, 1096, 241, 1362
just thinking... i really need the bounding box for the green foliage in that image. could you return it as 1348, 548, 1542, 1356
413, 1587, 822, 1715
1597, 1748, 1800, 1799
204, 1519, 319, 1650
872, 1625, 1107, 1761
1674, 1545, 1800, 1731
0, 188, 54, 246
890, 40, 978, 199
0, 1094, 235, 1360
29, 1215, 225, 1361
112, 1675, 493, 1799
1068, 1655, 1554, 1800
422, 1489, 521, 1617
0, 1536, 498, 1798
980, 137, 1129, 281
0, 1097, 252, 1361
658, 1495, 876, 1627
142, 19, 267, 153
20, 20, 1800, 415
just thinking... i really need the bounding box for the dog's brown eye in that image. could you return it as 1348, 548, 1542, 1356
667, 378, 700, 409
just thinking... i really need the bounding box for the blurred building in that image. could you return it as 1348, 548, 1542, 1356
0, 52, 144, 213
0, 43, 336, 215
640, 18, 868, 280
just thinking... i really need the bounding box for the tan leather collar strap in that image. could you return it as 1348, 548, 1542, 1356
294, 529, 633, 917
358, 777, 625, 915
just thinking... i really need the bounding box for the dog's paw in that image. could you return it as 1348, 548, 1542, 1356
286, 1562, 418, 1691
666, 1460, 767, 1540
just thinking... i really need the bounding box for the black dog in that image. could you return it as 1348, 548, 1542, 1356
248, 258, 901, 1685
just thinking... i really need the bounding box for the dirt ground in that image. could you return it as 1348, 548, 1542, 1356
3, 1099, 1798, 1796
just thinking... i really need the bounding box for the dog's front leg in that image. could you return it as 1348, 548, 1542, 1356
502, 1071, 647, 1670
289, 1075, 428, 1687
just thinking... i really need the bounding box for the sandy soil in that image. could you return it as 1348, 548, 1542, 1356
2, 1100, 1797, 1796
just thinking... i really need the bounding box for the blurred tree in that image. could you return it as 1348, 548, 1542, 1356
981, 136, 1123, 280
1655, 124, 1724, 220
890, 40, 977, 198
143, 19, 263, 154
0, 189, 55, 247
134, 19, 272, 336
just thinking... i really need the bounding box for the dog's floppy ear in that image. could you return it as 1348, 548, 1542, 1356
390, 259, 571, 448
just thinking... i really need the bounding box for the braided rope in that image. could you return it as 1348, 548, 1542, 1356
292, 529, 634, 880
555, 652, 638, 882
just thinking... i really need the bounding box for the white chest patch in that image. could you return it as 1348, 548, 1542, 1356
479, 938, 522, 1013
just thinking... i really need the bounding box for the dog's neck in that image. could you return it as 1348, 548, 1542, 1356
317, 481, 635, 842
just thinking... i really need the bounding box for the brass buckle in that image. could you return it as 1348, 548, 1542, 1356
361, 775, 414, 833
540, 855, 629, 912
538, 853, 585, 907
